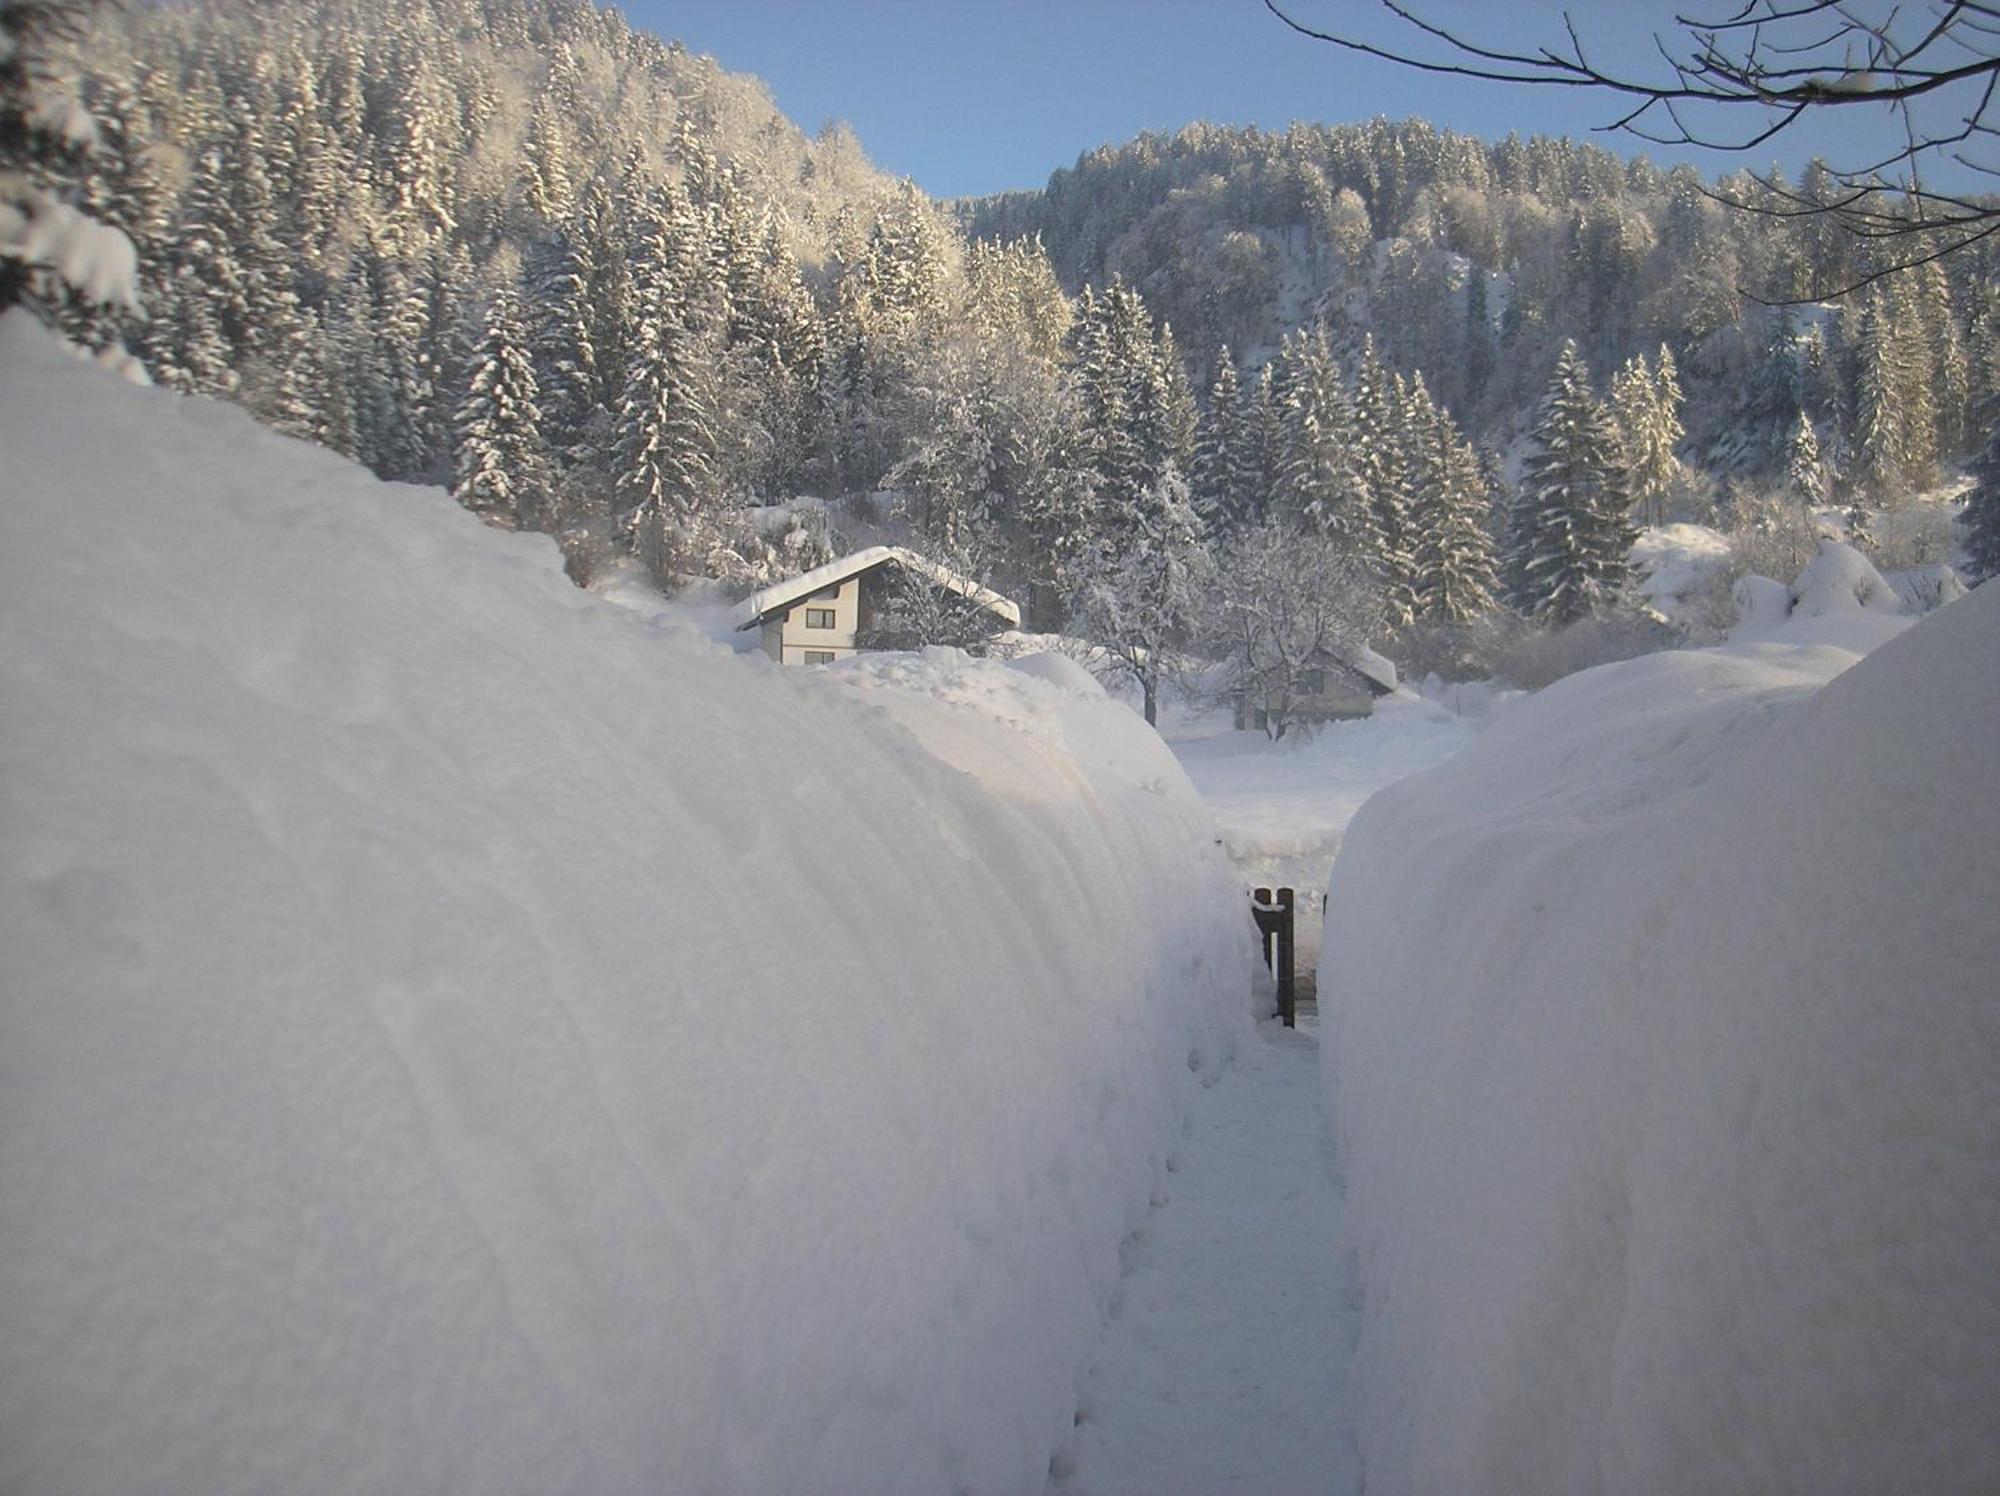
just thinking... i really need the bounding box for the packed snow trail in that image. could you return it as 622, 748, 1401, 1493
1049, 1020, 1362, 1496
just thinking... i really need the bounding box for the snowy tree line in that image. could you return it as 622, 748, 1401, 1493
14, 0, 2000, 700
965, 121, 2000, 504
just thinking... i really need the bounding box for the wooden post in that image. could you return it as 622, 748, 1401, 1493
1276, 887, 1296, 1029
1251, 887, 1297, 1029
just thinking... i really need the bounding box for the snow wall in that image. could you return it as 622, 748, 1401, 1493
0, 317, 1256, 1495
1322, 588, 2000, 1493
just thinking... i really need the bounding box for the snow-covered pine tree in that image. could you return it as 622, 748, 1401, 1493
275, 53, 341, 267
355, 249, 437, 481
1, 0, 140, 323
1070, 279, 1152, 537
615, 186, 724, 580
302, 311, 358, 459
1367, 360, 1419, 631
1611, 346, 1684, 529
521, 89, 573, 227
525, 225, 602, 463
1965, 419, 2000, 584
1194, 345, 1246, 534
1880, 274, 1944, 490
374, 38, 457, 252
454, 278, 549, 530
159, 140, 249, 393
1513, 340, 1636, 624
1912, 259, 1966, 460
224, 98, 319, 433
1745, 305, 1804, 467
1012, 375, 1097, 626
1275, 325, 1374, 556
1244, 363, 1281, 523
1136, 319, 1198, 494
1784, 412, 1826, 512
417, 240, 478, 474
1463, 267, 1493, 410
1852, 288, 1903, 501
1407, 379, 1498, 624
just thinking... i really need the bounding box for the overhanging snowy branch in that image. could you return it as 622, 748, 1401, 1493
1262, 0, 2000, 297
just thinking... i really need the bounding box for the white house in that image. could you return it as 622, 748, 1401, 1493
731, 546, 1021, 665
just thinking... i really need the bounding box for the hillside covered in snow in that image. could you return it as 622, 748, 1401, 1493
0, 316, 1258, 1494
1321, 565, 2000, 1492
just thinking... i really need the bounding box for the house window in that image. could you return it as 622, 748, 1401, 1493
803, 650, 837, 665
804, 607, 837, 629
1302, 669, 1327, 694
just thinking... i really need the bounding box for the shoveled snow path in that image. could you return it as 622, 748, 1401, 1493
1048, 1020, 1362, 1496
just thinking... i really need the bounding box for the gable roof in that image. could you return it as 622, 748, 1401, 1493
1343, 644, 1399, 695
732, 546, 1022, 632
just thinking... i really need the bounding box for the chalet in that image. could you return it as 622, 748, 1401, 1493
731, 546, 1021, 665
1235, 645, 1399, 732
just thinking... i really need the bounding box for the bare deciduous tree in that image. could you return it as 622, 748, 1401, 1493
1208, 522, 1380, 740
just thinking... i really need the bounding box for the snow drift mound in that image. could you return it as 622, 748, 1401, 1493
0, 317, 1255, 1496
1321, 585, 2000, 1494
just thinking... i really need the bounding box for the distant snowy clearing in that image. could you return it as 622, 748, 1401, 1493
1165, 693, 1499, 976
1323, 569, 2000, 1492
0, 317, 1256, 1496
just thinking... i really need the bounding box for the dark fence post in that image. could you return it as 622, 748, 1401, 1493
1251, 887, 1297, 1029
1276, 887, 1296, 1029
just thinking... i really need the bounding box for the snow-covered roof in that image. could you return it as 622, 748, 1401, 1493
1342, 644, 1399, 695
732, 546, 1022, 631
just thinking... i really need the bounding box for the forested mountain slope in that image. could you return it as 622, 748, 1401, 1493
28, 0, 1997, 669
964, 121, 2000, 478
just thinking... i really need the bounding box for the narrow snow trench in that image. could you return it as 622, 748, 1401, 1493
1047, 1020, 1363, 1496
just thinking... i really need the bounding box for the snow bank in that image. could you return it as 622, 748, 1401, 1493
1731, 539, 1915, 653
1631, 521, 1732, 619
1321, 584, 2000, 1493
0, 316, 1255, 1496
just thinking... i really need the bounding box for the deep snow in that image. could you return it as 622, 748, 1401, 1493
1321, 569, 2000, 1492
0, 316, 1257, 1495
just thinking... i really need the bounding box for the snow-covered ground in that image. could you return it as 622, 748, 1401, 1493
1049, 1021, 1363, 1496
1165, 694, 1501, 978
1322, 565, 2000, 1492
0, 316, 1258, 1496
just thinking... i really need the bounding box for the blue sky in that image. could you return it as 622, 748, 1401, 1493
614, 0, 1924, 200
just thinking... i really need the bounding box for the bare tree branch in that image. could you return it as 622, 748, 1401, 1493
1262, 0, 2000, 294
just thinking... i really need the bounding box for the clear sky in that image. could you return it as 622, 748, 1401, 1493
612, 0, 1931, 200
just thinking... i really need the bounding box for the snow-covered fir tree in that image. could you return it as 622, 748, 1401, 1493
1963, 420, 2000, 585
1406, 379, 1499, 624
1, 0, 140, 326
1194, 346, 1256, 534
1511, 341, 1635, 624
1353, 340, 1416, 629
615, 187, 725, 580
1276, 325, 1374, 556
1784, 413, 1827, 513
1071, 280, 1153, 527
1611, 346, 1683, 529
453, 279, 549, 530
